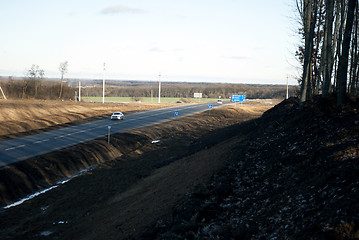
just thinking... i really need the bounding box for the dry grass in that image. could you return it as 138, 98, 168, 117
0, 99, 173, 137
0, 99, 279, 139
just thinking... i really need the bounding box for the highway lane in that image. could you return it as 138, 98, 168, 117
0, 101, 229, 167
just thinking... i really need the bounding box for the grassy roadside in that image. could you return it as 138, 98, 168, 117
0, 99, 174, 139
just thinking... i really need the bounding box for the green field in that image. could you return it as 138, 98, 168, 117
81, 97, 221, 103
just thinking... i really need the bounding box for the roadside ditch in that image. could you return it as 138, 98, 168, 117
0, 105, 269, 208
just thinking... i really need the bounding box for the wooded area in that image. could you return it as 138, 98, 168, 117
0, 76, 74, 100
297, 0, 358, 105
80, 82, 297, 99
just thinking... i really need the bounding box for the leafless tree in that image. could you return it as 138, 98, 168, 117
24, 64, 45, 99
59, 61, 68, 99
321, 0, 335, 96
296, 0, 359, 105
337, 0, 357, 105
298, 0, 318, 103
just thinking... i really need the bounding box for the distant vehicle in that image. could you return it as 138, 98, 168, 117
217, 100, 223, 104
111, 112, 124, 120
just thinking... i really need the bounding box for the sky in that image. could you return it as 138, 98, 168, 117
0, 0, 300, 85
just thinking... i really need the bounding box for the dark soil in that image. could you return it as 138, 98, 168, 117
1, 96, 359, 240
147, 95, 359, 240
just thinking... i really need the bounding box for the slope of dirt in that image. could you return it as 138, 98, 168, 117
148, 95, 359, 240
0, 99, 173, 141
0, 101, 276, 240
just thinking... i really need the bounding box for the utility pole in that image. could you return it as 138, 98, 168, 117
78, 80, 81, 102
286, 75, 289, 100
158, 72, 161, 103
102, 63, 106, 104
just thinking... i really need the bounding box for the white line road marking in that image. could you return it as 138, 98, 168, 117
34, 139, 50, 144
54, 135, 66, 139
5, 144, 26, 151
54, 129, 90, 139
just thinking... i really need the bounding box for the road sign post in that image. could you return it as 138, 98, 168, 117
174, 111, 179, 120
194, 93, 202, 102
207, 104, 213, 115
107, 126, 111, 144
231, 95, 245, 107
231, 95, 245, 102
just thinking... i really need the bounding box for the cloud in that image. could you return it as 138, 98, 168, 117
100, 5, 147, 15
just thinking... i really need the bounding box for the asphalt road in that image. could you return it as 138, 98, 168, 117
0, 101, 229, 167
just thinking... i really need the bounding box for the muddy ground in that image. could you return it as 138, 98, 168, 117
0, 100, 275, 239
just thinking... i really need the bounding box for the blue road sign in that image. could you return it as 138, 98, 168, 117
174, 111, 179, 116
232, 95, 245, 102
231, 95, 239, 102
207, 104, 213, 109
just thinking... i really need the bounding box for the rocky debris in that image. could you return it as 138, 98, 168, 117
149, 96, 359, 240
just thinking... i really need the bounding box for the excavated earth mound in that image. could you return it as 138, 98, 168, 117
148, 96, 359, 240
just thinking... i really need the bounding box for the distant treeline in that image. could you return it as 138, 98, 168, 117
0, 77, 298, 100
82, 82, 298, 99
0, 77, 75, 100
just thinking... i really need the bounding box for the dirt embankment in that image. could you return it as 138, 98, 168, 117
148, 96, 359, 240
0, 101, 274, 207
0, 100, 276, 240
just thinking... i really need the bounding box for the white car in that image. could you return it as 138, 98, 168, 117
217, 100, 223, 104
111, 112, 124, 120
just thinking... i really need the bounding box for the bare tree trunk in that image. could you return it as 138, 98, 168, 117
330, 1, 342, 93
300, 0, 317, 103
22, 79, 29, 99
58, 61, 68, 99
314, 0, 324, 95
337, 0, 357, 106
349, 4, 358, 94
59, 74, 64, 99
349, 25, 357, 93
333, 0, 347, 92
322, 0, 335, 96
